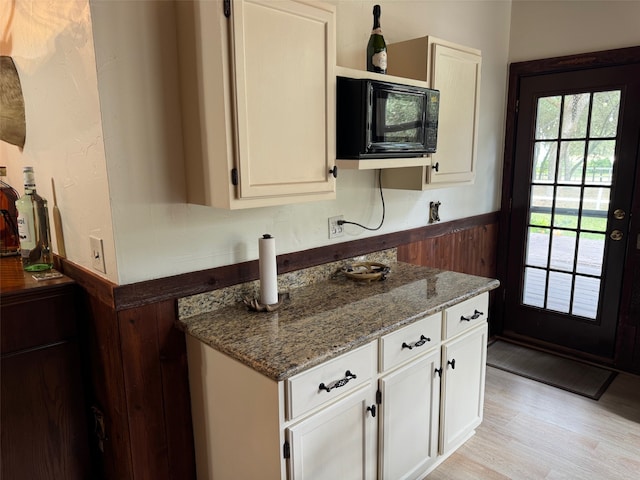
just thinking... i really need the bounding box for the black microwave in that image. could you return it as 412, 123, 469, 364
336, 77, 439, 159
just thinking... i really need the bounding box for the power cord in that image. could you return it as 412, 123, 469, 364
338, 169, 385, 231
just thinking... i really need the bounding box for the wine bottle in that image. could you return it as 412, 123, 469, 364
0, 166, 20, 256
15, 166, 53, 271
366, 4, 387, 74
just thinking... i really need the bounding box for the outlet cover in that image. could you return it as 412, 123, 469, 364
90, 235, 106, 273
328, 215, 344, 239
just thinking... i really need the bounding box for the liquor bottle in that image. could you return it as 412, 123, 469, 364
15, 166, 53, 271
0, 166, 20, 256
366, 4, 387, 74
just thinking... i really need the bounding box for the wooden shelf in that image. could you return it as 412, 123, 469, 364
336, 156, 430, 170
335, 66, 428, 88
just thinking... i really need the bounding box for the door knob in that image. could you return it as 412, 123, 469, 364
613, 209, 625, 220
610, 230, 623, 241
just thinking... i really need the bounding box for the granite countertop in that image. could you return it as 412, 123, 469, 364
178, 261, 499, 382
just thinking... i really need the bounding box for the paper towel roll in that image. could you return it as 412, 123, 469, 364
259, 234, 278, 305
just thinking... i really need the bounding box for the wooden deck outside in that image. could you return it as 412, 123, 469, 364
522, 232, 604, 319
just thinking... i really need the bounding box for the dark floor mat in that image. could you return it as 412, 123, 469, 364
487, 340, 617, 400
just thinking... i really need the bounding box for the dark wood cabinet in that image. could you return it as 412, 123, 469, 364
1, 257, 91, 480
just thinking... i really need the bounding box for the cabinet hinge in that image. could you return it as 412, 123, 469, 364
283, 441, 290, 459
223, 0, 231, 18
376, 389, 382, 405
231, 168, 239, 186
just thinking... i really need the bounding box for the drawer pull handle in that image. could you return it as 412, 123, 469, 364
402, 335, 431, 350
447, 359, 456, 370
460, 309, 483, 321
318, 370, 357, 393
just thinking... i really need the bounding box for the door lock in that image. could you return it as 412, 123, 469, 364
613, 209, 626, 220
610, 230, 623, 241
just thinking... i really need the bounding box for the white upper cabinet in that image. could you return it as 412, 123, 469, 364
176, 0, 336, 209
382, 36, 481, 190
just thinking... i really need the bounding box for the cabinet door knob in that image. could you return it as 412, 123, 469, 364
447, 359, 456, 370
367, 404, 376, 417
329, 166, 338, 178
435, 367, 443, 377
432, 162, 439, 172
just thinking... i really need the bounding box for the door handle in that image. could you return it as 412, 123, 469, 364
610, 230, 623, 241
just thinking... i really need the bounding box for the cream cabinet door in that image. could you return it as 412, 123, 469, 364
230, 0, 336, 201
439, 322, 488, 455
286, 384, 377, 480
379, 349, 441, 480
382, 36, 481, 190
428, 42, 481, 186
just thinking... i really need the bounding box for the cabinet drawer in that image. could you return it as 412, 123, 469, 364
1, 289, 77, 355
379, 312, 441, 372
443, 292, 488, 340
286, 342, 376, 420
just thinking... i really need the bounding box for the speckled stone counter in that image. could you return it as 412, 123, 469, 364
178, 261, 499, 382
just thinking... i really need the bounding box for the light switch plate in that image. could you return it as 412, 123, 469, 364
90, 235, 106, 273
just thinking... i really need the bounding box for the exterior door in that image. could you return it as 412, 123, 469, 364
504, 63, 640, 358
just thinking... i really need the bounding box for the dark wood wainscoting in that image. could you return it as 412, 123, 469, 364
60, 212, 498, 480
396, 220, 498, 279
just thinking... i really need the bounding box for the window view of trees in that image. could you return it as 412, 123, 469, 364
532, 90, 620, 184
529, 90, 621, 233
522, 90, 621, 319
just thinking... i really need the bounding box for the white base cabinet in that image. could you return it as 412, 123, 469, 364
379, 349, 441, 480
440, 322, 488, 455
287, 384, 377, 479
185, 292, 489, 479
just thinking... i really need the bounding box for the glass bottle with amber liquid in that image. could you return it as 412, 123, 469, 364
366, 4, 387, 74
0, 166, 20, 256
15, 166, 53, 271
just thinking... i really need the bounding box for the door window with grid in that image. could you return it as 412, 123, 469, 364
522, 90, 620, 320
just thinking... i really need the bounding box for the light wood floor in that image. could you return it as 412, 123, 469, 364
428, 366, 640, 479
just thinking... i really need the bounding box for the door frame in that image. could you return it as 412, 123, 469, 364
496, 46, 640, 370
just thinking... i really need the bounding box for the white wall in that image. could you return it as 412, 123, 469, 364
509, 0, 640, 62
0, 0, 117, 279
3, 1, 637, 286
3, 0, 512, 285
92, 0, 512, 285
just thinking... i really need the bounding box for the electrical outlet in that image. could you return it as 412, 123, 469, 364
328, 215, 344, 239
90, 235, 106, 273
